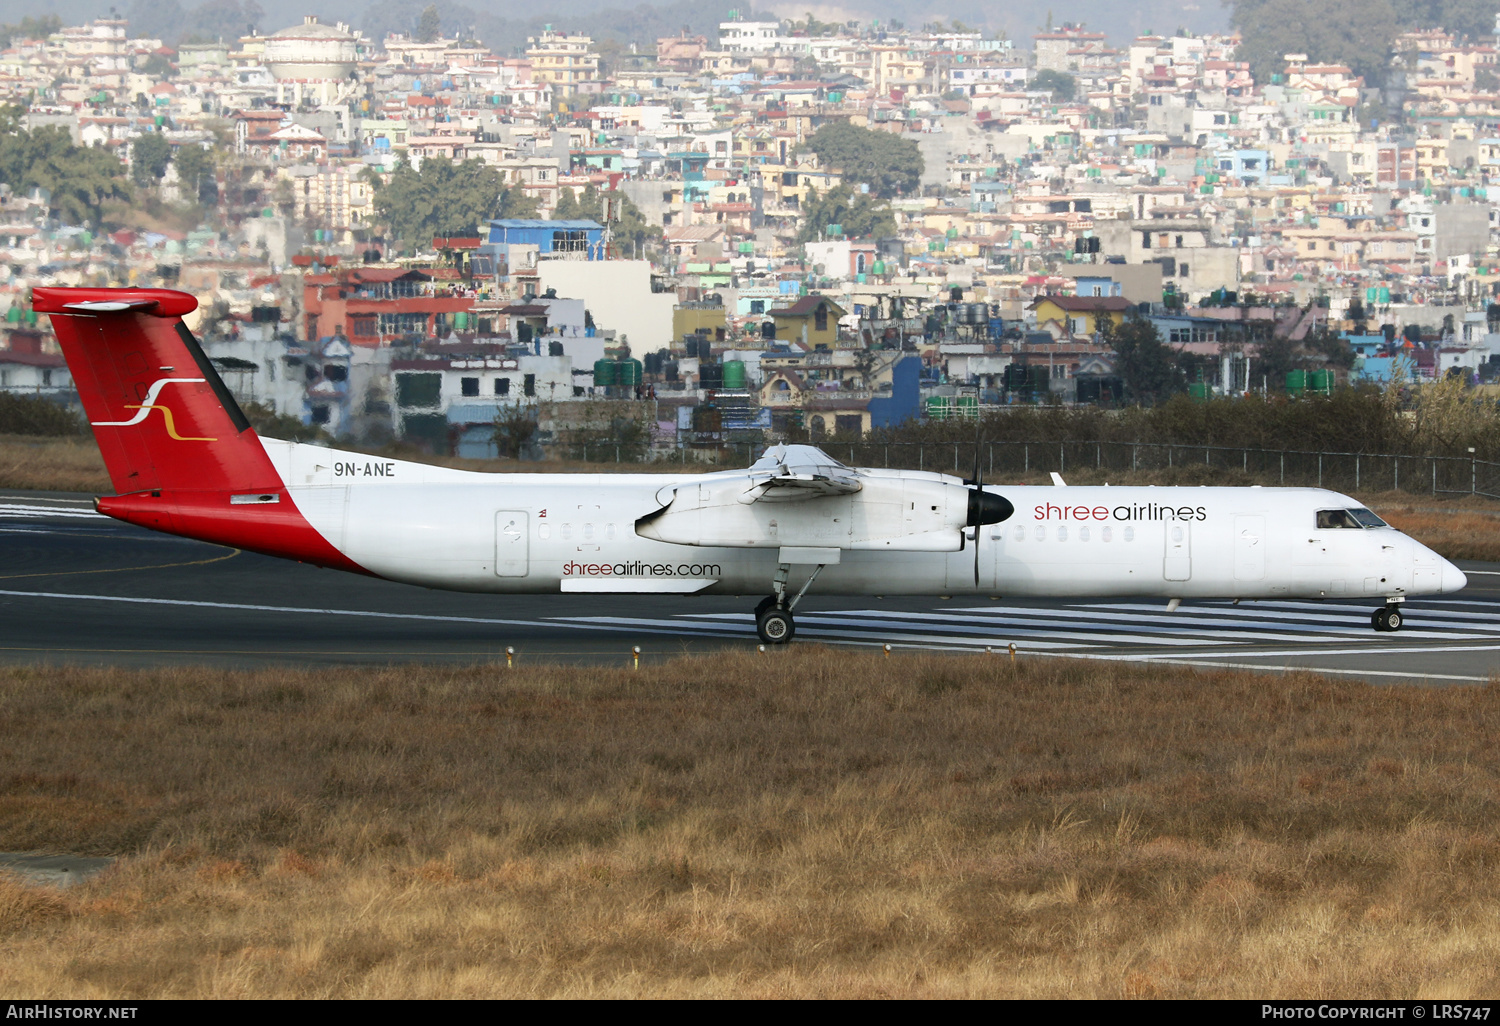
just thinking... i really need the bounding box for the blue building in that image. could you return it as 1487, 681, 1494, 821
486, 219, 608, 260
1215, 149, 1272, 184
868, 356, 921, 429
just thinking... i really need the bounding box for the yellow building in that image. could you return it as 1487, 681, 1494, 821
770, 296, 846, 347
525, 31, 600, 89
1029, 295, 1131, 339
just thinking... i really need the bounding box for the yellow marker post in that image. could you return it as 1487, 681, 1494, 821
505, 646, 514, 669
632, 645, 641, 671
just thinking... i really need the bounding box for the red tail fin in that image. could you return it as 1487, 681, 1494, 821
33, 286, 282, 495
34, 287, 366, 573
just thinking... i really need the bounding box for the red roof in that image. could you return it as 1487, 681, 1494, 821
1032, 295, 1134, 313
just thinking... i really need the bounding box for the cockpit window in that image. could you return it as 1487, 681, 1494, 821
1316, 508, 1388, 529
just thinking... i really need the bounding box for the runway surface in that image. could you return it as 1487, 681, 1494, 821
2, 492, 1498, 683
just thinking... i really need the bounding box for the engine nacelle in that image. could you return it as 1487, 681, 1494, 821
635, 472, 970, 552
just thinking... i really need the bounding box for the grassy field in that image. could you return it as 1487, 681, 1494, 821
3, 650, 1500, 998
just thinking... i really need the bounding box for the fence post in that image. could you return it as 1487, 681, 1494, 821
1473, 457, 1477, 496
1096, 442, 1101, 469
919, 446, 923, 471
1433, 459, 1437, 496
1132, 443, 1137, 472
1060, 443, 1065, 475
1168, 445, 1173, 468
1024, 445, 1028, 473
1318, 454, 1322, 487
954, 443, 959, 472
989, 444, 993, 476
1243, 449, 1247, 473
1280, 452, 1284, 484
884, 445, 888, 468
1394, 457, 1399, 492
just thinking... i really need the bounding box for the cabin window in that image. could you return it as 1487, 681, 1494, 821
1013, 526, 1025, 541
584, 523, 595, 540
1171, 526, 1185, 543
1124, 527, 1135, 542
1034, 525, 1046, 541
538, 524, 550, 539
1079, 526, 1089, 542
606, 524, 617, 540
1101, 526, 1112, 542
561, 523, 572, 540
1057, 526, 1067, 541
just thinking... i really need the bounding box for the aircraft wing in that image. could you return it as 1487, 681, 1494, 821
740, 443, 862, 503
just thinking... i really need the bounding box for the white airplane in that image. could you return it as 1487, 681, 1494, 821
36, 286, 1467, 643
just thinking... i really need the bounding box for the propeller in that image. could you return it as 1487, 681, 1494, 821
963, 407, 1014, 586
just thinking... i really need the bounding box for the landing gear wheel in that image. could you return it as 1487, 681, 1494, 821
756, 606, 795, 645
754, 595, 778, 619
1373, 606, 1404, 632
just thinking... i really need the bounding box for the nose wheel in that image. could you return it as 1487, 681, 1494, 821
756, 604, 795, 644
1371, 604, 1404, 632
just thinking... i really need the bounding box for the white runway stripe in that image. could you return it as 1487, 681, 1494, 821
685, 610, 1239, 647
0, 504, 103, 519
908, 605, 1473, 641
952, 603, 1496, 639
566, 615, 1098, 650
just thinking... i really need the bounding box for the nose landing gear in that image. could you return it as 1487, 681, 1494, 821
1371, 603, 1404, 632
753, 558, 829, 645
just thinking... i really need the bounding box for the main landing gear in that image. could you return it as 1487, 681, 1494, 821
754, 559, 829, 645
1371, 602, 1404, 633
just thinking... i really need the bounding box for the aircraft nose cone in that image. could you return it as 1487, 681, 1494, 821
1441, 560, 1468, 593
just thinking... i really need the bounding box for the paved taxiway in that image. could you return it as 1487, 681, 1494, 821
2, 491, 1498, 683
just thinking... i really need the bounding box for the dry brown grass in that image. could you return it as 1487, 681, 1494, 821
3, 651, 1500, 998
0, 435, 111, 493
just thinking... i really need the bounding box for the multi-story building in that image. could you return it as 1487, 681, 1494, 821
525, 31, 600, 92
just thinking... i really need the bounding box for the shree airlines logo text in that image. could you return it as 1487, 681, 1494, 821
1033, 502, 1208, 522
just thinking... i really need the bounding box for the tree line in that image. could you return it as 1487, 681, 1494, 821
1232, 0, 1496, 88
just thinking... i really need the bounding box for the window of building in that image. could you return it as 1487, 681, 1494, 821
523, 373, 536, 397
495, 378, 510, 396
814, 305, 828, 332
460, 377, 479, 397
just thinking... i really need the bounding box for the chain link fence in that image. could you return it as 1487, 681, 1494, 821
637, 441, 1500, 499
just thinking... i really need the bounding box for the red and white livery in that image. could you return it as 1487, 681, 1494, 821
36, 287, 1466, 643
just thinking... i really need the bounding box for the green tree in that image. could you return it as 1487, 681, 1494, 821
373, 156, 532, 248
140, 52, 173, 78
131, 132, 171, 188
417, 4, 442, 42
795, 184, 896, 243
552, 185, 660, 256
802, 121, 923, 198
1031, 68, 1076, 101
1232, 0, 1399, 85
0, 126, 131, 224
493, 406, 536, 459
0, 14, 60, 48
1102, 315, 1187, 404
173, 143, 219, 206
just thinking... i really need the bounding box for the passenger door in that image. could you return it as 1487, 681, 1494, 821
495, 511, 529, 577
1164, 521, 1191, 581
1234, 515, 1266, 582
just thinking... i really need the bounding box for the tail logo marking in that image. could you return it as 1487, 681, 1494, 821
91, 377, 218, 441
